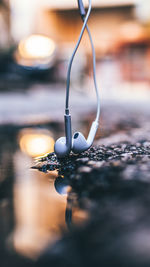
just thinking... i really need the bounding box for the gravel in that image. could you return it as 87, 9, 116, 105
32, 138, 150, 216
32, 108, 150, 267
33, 140, 150, 267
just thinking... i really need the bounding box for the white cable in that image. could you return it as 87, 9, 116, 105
65, 0, 92, 113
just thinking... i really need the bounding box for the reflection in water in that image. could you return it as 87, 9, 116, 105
0, 127, 17, 265
0, 125, 88, 265
54, 176, 69, 195
54, 176, 73, 229
33, 152, 90, 231
19, 128, 55, 157
13, 151, 67, 259
0, 126, 72, 264
54, 176, 89, 230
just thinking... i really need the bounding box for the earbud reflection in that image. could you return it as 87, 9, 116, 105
54, 176, 73, 229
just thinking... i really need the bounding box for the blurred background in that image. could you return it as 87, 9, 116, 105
0, 0, 150, 265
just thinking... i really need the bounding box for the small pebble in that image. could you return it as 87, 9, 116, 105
77, 166, 92, 173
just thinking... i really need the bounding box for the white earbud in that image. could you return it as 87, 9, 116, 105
72, 121, 99, 154
54, 137, 70, 158
72, 132, 89, 154
54, 114, 72, 158
54, 0, 100, 158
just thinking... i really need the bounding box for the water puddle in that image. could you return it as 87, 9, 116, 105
0, 126, 87, 262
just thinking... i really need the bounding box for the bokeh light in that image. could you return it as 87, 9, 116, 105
19, 129, 55, 157
18, 35, 56, 60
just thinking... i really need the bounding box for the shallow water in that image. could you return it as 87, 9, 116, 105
1, 97, 150, 265
0, 125, 75, 262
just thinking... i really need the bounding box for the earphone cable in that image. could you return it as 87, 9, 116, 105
85, 23, 100, 123
65, 0, 92, 114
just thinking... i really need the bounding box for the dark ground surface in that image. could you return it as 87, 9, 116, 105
1, 102, 150, 267
32, 111, 150, 267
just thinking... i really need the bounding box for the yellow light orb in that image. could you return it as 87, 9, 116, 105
18, 34, 56, 60
19, 130, 55, 157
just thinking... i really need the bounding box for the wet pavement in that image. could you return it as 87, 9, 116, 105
0, 89, 150, 267
0, 83, 97, 125
32, 103, 150, 267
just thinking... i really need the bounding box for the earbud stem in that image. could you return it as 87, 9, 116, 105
87, 121, 99, 146
78, 0, 86, 17
65, 114, 72, 150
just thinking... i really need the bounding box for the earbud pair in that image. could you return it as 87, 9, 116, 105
54, 0, 100, 158
54, 114, 99, 158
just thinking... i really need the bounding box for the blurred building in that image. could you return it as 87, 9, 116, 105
0, 0, 11, 50
0, 0, 146, 87
9, 1, 138, 51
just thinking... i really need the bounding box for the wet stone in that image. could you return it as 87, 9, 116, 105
32, 140, 150, 200
76, 157, 89, 163
87, 161, 97, 166
143, 142, 150, 147
31, 107, 150, 267
77, 166, 92, 173
105, 151, 113, 156
90, 161, 105, 169
130, 146, 136, 151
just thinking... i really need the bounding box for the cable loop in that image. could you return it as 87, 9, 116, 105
65, 0, 100, 123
